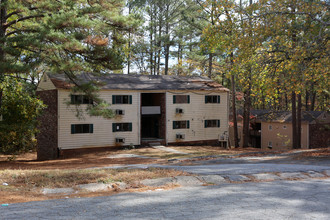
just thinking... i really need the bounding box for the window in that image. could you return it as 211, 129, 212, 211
173, 95, 190, 104
71, 124, 93, 134
71, 95, 93, 104
112, 95, 132, 104
112, 123, 132, 132
268, 125, 272, 130
173, 120, 190, 129
205, 95, 220, 103
205, 120, 220, 128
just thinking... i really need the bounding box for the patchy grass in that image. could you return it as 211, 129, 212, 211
0, 168, 187, 189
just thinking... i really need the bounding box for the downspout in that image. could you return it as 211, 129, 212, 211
165, 91, 168, 146
57, 89, 60, 156
227, 91, 230, 148
138, 92, 141, 145
307, 123, 309, 149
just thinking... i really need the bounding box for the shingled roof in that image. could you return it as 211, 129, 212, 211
48, 73, 229, 92
249, 110, 324, 123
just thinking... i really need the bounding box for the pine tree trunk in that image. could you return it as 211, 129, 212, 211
242, 88, 251, 148
305, 89, 309, 111
149, 13, 154, 75
127, 5, 131, 74
177, 43, 182, 75
297, 93, 302, 148
0, 0, 7, 111
230, 53, 239, 148
232, 74, 239, 148
208, 53, 213, 78
164, 5, 169, 76
292, 91, 298, 149
157, 15, 162, 75
311, 91, 316, 111
285, 93, 288, 110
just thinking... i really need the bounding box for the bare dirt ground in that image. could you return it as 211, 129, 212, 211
0, 146, 264, 170
1, 146, 329, 204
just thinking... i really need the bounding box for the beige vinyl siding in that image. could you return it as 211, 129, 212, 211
166, 91, 228, 143
261, 122, 309, 150
36, 74, 56, 91
58, 90, 140, 149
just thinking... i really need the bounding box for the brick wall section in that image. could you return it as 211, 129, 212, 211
309, 123, 330, 148
36, 90, 58, 160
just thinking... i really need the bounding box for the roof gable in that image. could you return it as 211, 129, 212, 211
36, 74, 56, 91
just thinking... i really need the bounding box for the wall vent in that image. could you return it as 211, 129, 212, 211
115, 109, 125, 115
115, 138, 125, 143
176, 108, 184, 114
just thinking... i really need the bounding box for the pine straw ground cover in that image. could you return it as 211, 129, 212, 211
0, 168, 187, 204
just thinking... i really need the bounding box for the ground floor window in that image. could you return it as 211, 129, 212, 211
71, 124, 93, 134
173, 120, 190, 129
205, 120, 220, 128
113, 123, 132, 132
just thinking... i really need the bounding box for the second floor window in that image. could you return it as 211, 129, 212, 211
205, 95, 220, 104
71, 95, 93, 104
173, 95, 190, 104
205, 120, 220, 128
112, 95, 132, 104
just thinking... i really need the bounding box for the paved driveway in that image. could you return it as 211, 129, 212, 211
1, 179, 329, 220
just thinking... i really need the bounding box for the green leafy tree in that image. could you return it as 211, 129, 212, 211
0, 77, 45, 155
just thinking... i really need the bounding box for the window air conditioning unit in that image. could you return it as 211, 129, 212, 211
115, 138, 125, 143
176, 108, 184, 114
176, 134, 185, 140
115, 109, 125, 115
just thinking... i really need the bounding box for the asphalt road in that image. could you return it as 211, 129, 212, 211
1, 178, 330, 220
156, 163, 330, 175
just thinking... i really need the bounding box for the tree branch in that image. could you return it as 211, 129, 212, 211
4, 14, 44, 29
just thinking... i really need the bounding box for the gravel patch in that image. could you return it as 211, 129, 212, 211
198, 175, 228, 185
77, 183, 112, 192
41, 188, 75, 195
251, 173, 281, 181
174, 176, 203, 186
224, 175, 250, 182
279, 172, 309, 179
141, 177, 175, 187
306, 171, 325, 178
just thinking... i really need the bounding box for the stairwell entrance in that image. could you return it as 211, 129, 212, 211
141, 93, 166, 145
